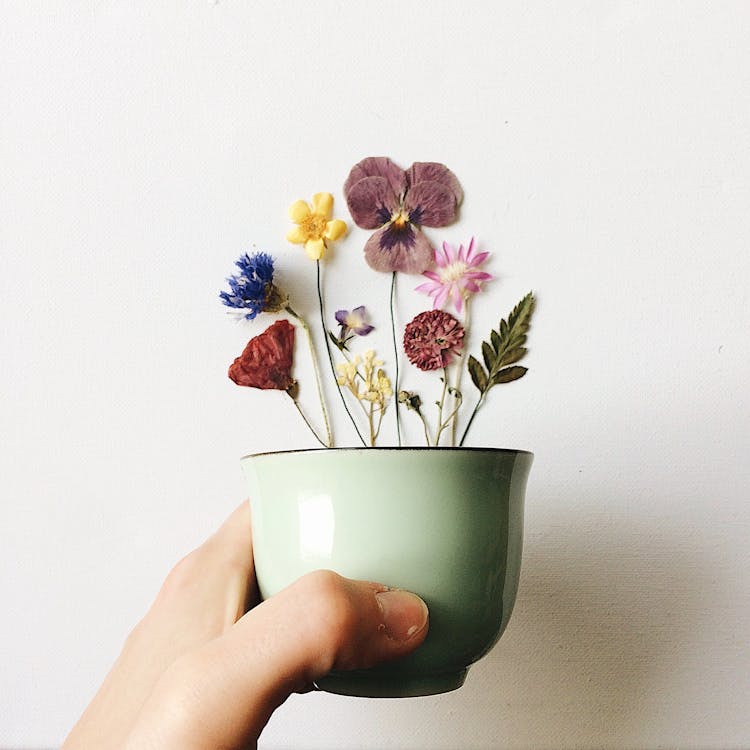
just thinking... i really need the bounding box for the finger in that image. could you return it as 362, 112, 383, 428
63, 502, 256, 750
136, 500, 256, 653
125, 570, 429, 749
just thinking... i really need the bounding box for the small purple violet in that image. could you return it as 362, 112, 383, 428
335, 306, 375, 337
331, 305, 374, 351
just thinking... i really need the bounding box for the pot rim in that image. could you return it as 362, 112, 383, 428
243, 446, 534, 460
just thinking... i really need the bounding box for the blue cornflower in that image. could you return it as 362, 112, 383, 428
220, 252, 283, 321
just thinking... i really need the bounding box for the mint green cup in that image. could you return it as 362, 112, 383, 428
241, 447, 532, 698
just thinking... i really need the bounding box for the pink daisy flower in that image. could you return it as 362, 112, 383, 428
415, 238, 492, 314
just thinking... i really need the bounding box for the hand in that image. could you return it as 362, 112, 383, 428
62, 502, 429, 749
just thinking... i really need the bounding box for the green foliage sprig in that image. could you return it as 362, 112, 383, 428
459, 292, 536, 446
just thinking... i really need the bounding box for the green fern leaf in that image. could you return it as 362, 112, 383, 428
467, 355, 488, 392
490, 366, 528, 385
467, 292, 536, 398
481, 341, 494, 371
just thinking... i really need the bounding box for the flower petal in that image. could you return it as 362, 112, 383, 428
433, 286, 450, 310
286, 226, 308, 244
465, 270, 493, 282
345, 177, 400, 229
407, 162, 463, 205
414, 271, 443, 294
288, 200, 311, 223
452, 287, 464, 314
311, 192, 334, 219
469, 251, 490, 267
440, 241, 454, 266
405, 180, 460, 227
335, 309, 349, 326
324, 219, 347, 240
346, 306, 374, 336
344, 156, 407, 199
305, 237, 326, 260
363, 224, 434, 274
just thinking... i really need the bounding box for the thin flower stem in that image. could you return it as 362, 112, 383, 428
433, 369, 449, 445
373, 405, 385, 442
417, 410, 431, 446
287, 393, 328, 448
390, 272, 402, 446
458, 394, 485, 447
285, 304, 332, 448
451, 298, 471, 446
435, 390, 463, 447
314, 261, 367, 446
367, 402, 375, 447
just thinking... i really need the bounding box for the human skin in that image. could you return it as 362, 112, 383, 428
62, 502, 429, 749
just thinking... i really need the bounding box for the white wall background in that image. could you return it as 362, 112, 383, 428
2, 2, 749, 748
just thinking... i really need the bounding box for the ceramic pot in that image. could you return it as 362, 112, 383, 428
241, 447, 532, 698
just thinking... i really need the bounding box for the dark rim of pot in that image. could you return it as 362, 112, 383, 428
243, 446, 534, 460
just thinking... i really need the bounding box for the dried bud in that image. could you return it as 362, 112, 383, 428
398, 390, 422, 412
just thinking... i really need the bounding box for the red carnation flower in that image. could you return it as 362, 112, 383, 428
403, 309, 464, 371
229, 319, 295, 390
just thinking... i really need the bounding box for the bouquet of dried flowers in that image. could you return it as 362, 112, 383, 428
220, 157, 535, 448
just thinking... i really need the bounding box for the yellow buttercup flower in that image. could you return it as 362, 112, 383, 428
286, 192, 347, 260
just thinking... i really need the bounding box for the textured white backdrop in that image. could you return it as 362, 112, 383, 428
2, 2, 749, 748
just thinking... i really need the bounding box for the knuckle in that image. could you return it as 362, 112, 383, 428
294, 569, 361, 653
297, 568, 345, 600
158, 549, 203, 600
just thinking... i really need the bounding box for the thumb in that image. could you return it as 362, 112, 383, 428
125, 570, 429, 749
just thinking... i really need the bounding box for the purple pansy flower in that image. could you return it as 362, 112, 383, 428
331, 306, 374, 351
335, 305, 375, 337
343, 157, 463, 275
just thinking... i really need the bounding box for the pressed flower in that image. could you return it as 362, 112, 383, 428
335, 306, 375, 338
371, 368, 393, 403
398, 390, 422, 411
415, 238, 492, 314
336, 349, 392, 446
359, 350, 392, 404
344, 157, 463, 274
220, 252, 286, 321
228, 319, 295, 391
403, 309, 465, 372
286, 192, 347, 260
336, 357, 361, 392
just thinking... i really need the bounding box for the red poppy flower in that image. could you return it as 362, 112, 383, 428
228, 319, 295, 390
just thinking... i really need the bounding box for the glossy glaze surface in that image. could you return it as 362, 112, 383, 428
241, 448, 532, 697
